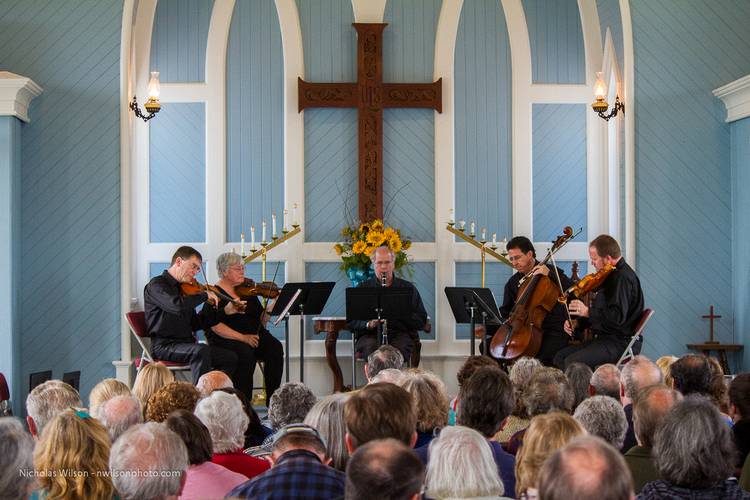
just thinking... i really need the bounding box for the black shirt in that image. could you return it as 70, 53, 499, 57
200, 284, 269, 340
347, 276, 428, 334
500, 262, 573, 335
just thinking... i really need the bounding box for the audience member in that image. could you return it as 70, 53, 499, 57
707, 356, 731, 414
730, 373, 750, 471
132, 362, 175, 415
88, 377, 130, 418
304, 393, 351, 471
640, 395, 747, 498
565, 362, 593, 411
573, 395, 627, 449
345, 382, 417, 451
370, 367, 408, 385
425, 426, 507, 499
216, 387, 272, 448
588, 363, 621, 399
165, 409, 247, 499
537, 435, 633, 500
346, 438, 424, 500
453, 355, 501, 426
655, 355, 678, 387
625, 384, 681, 493
494, 357, 541, 443
514, 412, 586, 499
34, 409, 114, 499
98, 394, 144, 442
110, 422, 188, 500
268, 382, 317, 430
365, 345, 405, 382
398, 369, 449, 448
0, 417, 35, 500
25, 379, 81, 438
229, 423, 345, 500
195, 369, 233, 397
145, 381, 200, 423
194, 390, 270, 479
670, 354, 712, 396
619, 355, 662, 451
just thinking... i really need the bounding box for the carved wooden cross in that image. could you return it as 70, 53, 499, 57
702, 305, 722, 343
298, 23, 442, 221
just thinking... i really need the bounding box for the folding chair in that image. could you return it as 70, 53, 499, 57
125, 311, 192, 379
616, 308, 654, 368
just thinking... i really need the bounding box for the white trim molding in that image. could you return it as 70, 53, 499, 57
714, 75, 750, 123
0, 72, 43, 123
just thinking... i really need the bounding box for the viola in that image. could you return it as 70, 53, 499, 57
180, 280, 246, 311
234, 278, 280, 299
561, 263, 615, 300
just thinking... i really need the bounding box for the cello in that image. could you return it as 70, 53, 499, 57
489, 227, 578, 360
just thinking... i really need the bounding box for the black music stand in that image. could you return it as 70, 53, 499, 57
345, 287, 413, 346
62, 371, 81, 392
270, 282, 335, 383
29, 370, 52, 394
445, 287, 503, 357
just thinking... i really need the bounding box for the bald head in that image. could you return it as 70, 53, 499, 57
99, 395, 144, 442
196, 370, 233, 398
620, 356, 663, 404
589, 364, 621, 400
633, 384, 681, 448
345, 439, 424, 500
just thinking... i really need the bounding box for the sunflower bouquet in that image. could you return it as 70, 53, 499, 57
335, 219, 412, 279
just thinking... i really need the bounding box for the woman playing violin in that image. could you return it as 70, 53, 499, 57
200, 252, 284, 404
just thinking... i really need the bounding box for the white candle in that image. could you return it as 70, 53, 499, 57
481, 228, 487, 241
458, 220, 465, 230
283, 209, 288, 232
272, 213, 277, 238
250, 226, 255, 249
470, 221, 476, 236
449, 209, 454, 224
292, 203, 299, 226
262, 220, 267, 242
492, 233, 497, 246
240, 232, 245, 256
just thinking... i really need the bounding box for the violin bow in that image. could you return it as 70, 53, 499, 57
255, 260, 282, 336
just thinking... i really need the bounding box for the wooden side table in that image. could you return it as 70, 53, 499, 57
686, 343, 743, 374
313, 317, 348, 393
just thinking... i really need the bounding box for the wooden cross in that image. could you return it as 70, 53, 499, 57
702, 305, 721, 343
298, 23, 442, 222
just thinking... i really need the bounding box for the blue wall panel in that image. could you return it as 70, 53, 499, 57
532, 104, 587, 242
454, 0, 512, 243
298, 0, 358, 241
150, 103, 206, 242
732, 118, 750, 370
226, 0, 284, 242
596, 0, 624, 74
523, 0, 585, 84
0, 0, 122, 405
150, 0, 213, 82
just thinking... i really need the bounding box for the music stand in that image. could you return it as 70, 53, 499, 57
29, 370, 52, 394
445, 287, 503, 356
270, 282, 335, 383
346, 287, 413, 346
62, 371, 81, 392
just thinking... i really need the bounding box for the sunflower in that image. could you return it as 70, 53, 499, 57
402, 240, 411, 250
371, 219, 384, 231
352, 240, 367, 254
366, 231, 386, 246
388, 236, 402, 253
334, 244, 344, 255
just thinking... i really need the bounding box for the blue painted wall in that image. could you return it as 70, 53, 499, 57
0, 0, 122, 407
732, 117, 750, 370
454, 0, 512, 243
596, 0, 624, 74
150, 0, 213, 82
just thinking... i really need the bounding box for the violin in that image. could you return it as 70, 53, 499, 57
234, 278, 280, 299
180, 280, 247, 311
560, 263, 615, 300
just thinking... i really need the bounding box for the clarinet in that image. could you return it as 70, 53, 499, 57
381, 272, 388, 345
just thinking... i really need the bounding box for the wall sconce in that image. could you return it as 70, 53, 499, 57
592, 72, 624, 121
130, 71, 161, 122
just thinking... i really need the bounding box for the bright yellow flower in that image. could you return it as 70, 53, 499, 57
383, 227, 397, 240
334, 244, 344, 255
402, 240, 411, 250
352, 241, 367, 254
388, 237, 402, 253
366, 231, 386, 246
371, 219, 384, 231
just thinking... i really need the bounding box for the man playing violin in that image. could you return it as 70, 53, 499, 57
199, 251, 284, 404
144, 246, 245, 385
553, 234, 644, 370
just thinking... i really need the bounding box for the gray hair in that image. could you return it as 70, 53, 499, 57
99, 395, 144, 443
589, 364, 621, 400
304, 393, 351, 471
195, 370, 233, 398
620, 355, 662, 399
110, 422, 188, 500
425, 425, 504, 498
573, 395, 627, 449
268, 382, 317, 430
565, 362, 593, 411
370, 245, 395, 261
194, 391, 248, 453
216, 251, 243, 278
632, 384, 681, 448
522, 367, 574, 417
653, 395, 736, 488
0, 417, 34, 500
509, 357, 543, 387
25, 380, 81, 435
370, 368, 408, 385
365, 345, 404, 380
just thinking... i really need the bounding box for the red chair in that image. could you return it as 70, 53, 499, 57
125, 311, 191, 377
0, 372, 11, 416
616, 308, 654, 368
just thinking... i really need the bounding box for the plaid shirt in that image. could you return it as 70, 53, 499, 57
227, 449, 345, 500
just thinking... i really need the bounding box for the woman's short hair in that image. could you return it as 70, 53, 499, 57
195, 391, 249, 453
215, 387, 266, 448
0, 417, 34, 499
706, 356, 730, 412
89, 378, 131, 418
399, 369, 449, 433
509, 357, 543, 417
425, 425, 504, 499
145, 381, 200, 423
165, 409, 213, 465
573, 395, 628, 449
653, 395, 736, 488
132, 362, 175, 414
522, 367, 574, 417
564, 363, 593, 411
268, 382, 317, 430
456, 355, 499, 388
216, 251, 243, 278
515, 412, 587, 497
34, 409, 114, 499
457, 366, 514, 437
655, 355, 679, 388
304, 393, 351, 471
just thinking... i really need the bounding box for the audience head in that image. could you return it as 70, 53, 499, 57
25, 379, 81, 437
34, 409, 114, 499
0, 417, 35, 500
729, 373, 750, 420
195, 370, 233, 398
346, 438, 425, 500
588, 364, 621, 400
215, 387, 265, 448
655, 355, 678, 387
270, 423, 329, 465
132, 362, 175, 414
110, 422, 188, 500
523, 367, 574, 417
573, 395, 628, 449
370, 368, 408, 385
653, 395, 736, 489
425, 425, 504, 499
457, 366, 514, 437
537, 436, 633, 500
706, 356, 730, 412
670, 354, 712, 396
194, 390, 248, 454
145, 381, 200, 423
564, 362, 593, 410
620, 355, 662, 404
632, 384, 681, 448
165, 409, 213, 466
268, 382, 317, 430
88, 378, 130, 418
365, 345, 405, 381
345, 382, 417, 451
515, 412, 587, 498
458, 355, 502, 388
508, 356, 543, 417
98, 394, 144, 442
304, 393, 351, 471
398, 369, 449, 434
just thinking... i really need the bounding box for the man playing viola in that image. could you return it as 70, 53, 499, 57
554, 234, 644, 369
144, 246, 245, 385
